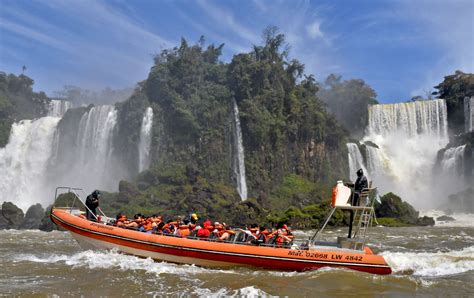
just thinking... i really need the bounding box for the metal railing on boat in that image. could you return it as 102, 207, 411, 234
53, 186, 111, 223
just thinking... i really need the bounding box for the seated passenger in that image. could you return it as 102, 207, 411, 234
162, 220, 176, 235
140, 217, 154, 233
154, 221, 165, 235
115, 213, 127, 227
275, 227, 293, 247
244, 224, 259, 242
191, 213, 199, 225
177, 222, 191, 238
218, 223, 234, 241
252, 226, 269, 245
197, 219, 212, 238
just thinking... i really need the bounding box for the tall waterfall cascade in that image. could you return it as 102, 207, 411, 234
51, 105, 123, 193
465, 96, 474, 133
349, 99, 450, 209
47, 100, 72, 117
0, 117, 61, 210
138, 107, 154, 172
232, 99, 248, 200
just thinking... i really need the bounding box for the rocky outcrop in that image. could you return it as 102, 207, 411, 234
416, 216, 435, 226
437, 215, 455, 222
375, 192, 419, 224
20, 203, 45, 229
39, 205, 56, 232
0, 202, 25, 229
375, 192, 434, 226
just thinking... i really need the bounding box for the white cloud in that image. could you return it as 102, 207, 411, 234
196, 0, 259, 44
306, 21, 323, 39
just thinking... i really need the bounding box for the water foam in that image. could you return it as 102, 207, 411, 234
192, 286, 274, 297
382, 246, 474, 277
15, 250, 238, 276
421, 210, 474, 227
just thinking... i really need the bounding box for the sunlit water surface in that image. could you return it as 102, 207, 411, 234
1, 216, 472, 296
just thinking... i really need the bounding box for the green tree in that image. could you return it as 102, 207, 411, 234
433, 70, 474, 135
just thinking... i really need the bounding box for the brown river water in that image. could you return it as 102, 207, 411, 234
1, 212, 473, 297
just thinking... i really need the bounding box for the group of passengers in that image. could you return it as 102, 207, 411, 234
112, 212, 294, 246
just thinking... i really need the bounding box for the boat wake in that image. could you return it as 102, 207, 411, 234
382, 246, 474, 277
14, 249, 239, 276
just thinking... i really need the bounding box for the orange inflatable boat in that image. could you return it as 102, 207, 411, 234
50, 184, 392, 275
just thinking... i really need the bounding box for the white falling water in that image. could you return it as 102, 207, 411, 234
441, 145, 466, 176
232, 99, 248, 200
138, 107, 153, 172
47, 100, 72, 117
50, 105, 123, 193
368, 99, 448, 137
346, 143, 369, 181
0, 117, 61, 210
465, 96, 474, 133
362, 99, 449, 209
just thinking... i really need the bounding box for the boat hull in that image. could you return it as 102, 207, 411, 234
51, 209, 392, 274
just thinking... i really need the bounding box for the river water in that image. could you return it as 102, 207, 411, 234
1, 214, 473, 296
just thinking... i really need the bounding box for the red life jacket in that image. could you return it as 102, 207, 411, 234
197, 228, 210, 238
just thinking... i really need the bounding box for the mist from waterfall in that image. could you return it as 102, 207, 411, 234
47, 100, 72, 117
232, 99, 248, 200
347, 143, 369, 181
356, 99, 450, 209
138, 107, 153, 173
0, 117, 61, 210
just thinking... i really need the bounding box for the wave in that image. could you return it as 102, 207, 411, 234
14, 249, 238, 276
382, 246, 474, 277
192, 286, 273, 297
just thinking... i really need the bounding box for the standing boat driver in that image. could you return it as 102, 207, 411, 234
85, 190, 101, 221
345, 169, 368, 238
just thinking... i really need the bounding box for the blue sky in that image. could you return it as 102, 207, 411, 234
0, 0, 473, 103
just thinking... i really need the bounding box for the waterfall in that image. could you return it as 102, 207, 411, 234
232, 99, 248, 200
441, 145, 466, 176
362, 99, 450, 209
1, 104, 131, 211
346, 143, 369, 181
368, 99, 448, 137
47, 100, 72, 117
138, 107, 153, 172
0, 117, 61, 211
465, 96, 474, 133
53, 105, 121, 192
